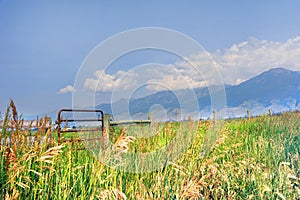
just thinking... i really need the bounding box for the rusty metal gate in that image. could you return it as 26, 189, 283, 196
57, 109, 104, 144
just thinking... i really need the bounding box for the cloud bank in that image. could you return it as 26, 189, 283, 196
214, 36, 300, 85
57, 85, 76, 94
67, 36, 300, 94
84, 70, 138, 92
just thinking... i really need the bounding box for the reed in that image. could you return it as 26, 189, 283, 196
0, 101, 299, 199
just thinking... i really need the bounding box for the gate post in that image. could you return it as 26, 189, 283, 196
102, 114, 110, 148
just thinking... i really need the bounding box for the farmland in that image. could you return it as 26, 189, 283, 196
0, 103, 299, 199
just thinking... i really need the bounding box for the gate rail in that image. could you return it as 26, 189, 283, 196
57, 109, 104, 143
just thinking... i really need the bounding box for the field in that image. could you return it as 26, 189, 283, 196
0, 103, 299, 199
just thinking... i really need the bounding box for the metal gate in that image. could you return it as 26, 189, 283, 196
57, 109, 104, 144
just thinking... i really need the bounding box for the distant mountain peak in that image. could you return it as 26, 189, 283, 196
267, 67, 293, 73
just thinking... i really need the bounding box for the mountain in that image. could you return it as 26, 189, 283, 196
40, 68, 299, 120
95, 67, 299, 119
226, 68, 300, 107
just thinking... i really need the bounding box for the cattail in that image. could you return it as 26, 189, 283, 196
10, 124, 17, 163
38, 145, 64, 164
5, 146, 17, 170
181, 178, 202, 199
165, 122, 171, 136
5, 186, 19, 199
113, 189, 127, 200
2, 105, 11, 137
10, 99, 18, 124
5, 147, 11, 169
97, 189, 127, 200
20, 119, 24, 130
114, 128, 135, 154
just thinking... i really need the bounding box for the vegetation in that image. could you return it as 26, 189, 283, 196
0, 100, 299, 199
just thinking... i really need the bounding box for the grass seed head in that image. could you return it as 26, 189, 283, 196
9, 99, 18, 124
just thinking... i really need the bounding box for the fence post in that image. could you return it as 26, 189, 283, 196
148, 112, 153, 122
268, 108, 272, 117
213, 110, 217, 123
102, 114, 110, 148
103, 114, 110, 135
247, 109, 251, 120
175, 109, 179, 121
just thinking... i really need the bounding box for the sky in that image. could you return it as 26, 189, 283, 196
1, 1, 300, 116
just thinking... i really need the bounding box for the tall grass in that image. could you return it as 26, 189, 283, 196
0, 100, 299, 199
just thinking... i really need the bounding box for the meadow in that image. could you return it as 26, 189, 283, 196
0, 101, 299, 199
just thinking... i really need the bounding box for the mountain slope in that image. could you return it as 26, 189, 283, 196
92, 68, 300, 118
226, 68, 300, 107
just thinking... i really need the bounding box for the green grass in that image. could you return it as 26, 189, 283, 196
1, 104, 299, 199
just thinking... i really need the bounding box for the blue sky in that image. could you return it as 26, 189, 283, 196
1, 1, 300, 116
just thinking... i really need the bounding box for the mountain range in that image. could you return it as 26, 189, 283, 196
96, 67, 300, 120
38, 67, 299, 121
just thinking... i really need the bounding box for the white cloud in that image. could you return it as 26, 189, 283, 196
172, 36, 300, 86
57, 85, 76, 94
84, 36, 300, 93
146, 71, 207, 91
84, 70, 137, 92
83, 65, 207, 94
213, 36, 300, 85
